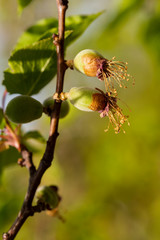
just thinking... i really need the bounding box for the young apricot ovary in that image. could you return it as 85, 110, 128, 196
36, 185, 61, 210
74, 49, 103, 77
5, 95, 43, 124
68, 87, 106, 112
43, 97, 70, 118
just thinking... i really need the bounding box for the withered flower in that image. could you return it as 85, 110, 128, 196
68, 87, 129, 133
74, 49, 133, 95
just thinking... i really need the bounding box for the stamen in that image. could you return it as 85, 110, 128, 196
98, 90, 129, 133
97, 57, 133, 95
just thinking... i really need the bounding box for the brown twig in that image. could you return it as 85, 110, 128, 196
2, 1, 68, 239
19, 145, 36, 176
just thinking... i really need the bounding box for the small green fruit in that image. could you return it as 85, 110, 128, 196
68, 87, 129, 133
43, 97, 70, 118
74, 49, 131, 96
5, 96, 43, 124
36, 185, 61, 209
68, 87, 106, 112
43, 97, 54, 110
60, 101, 70, 118
74, 49, 103, 77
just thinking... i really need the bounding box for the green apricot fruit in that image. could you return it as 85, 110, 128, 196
68, 87, 106, 112
74, 49, 103, 77
60, 101, 70, 118
43, 97, 54, 110
43, 97, 70, 119
36, 185, 61, 209
74, 49, 131, 95
5, 95, 43, 124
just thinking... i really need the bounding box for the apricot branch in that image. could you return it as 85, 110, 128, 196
2, 0, 68, 239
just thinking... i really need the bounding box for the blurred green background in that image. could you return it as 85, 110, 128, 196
0, 0, 160, 239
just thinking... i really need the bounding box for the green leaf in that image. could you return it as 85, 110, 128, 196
14, 18, 58, 51
0, 147, 21, 174
3, 31, 72, 96
14, 13, 101, 51
3, 13, 102, 96
64, 12, 103, 46
23, 130, 46, 143
0, 108, 5, 129
3, 38, 56, 96
17, 0, 33, 14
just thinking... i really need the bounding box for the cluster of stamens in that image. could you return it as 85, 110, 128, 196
96, 88, 129, 134
96, 57, 133, 96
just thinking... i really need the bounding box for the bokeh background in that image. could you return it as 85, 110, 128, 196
0, 0, 160, 239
